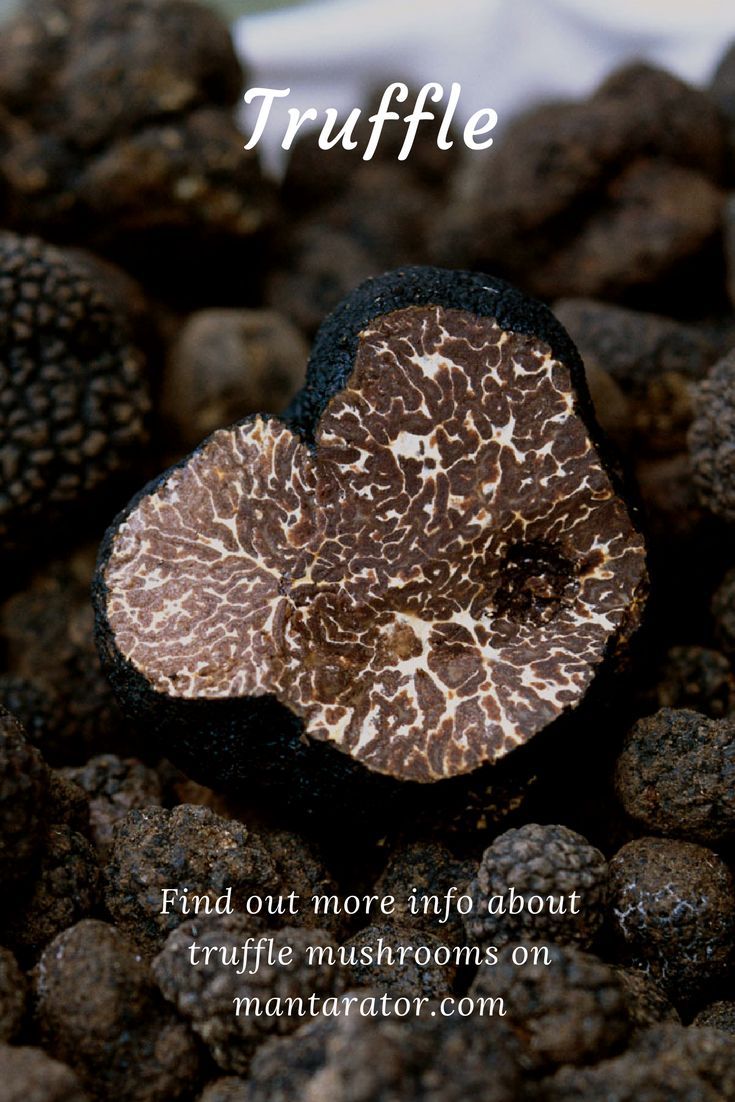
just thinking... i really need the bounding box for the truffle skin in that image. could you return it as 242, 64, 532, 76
689, 349, 735, 523
374, 841, 474, 946
632, 1023, 735, 1099
61, 754, 162, 853
465, 823, 607, 949
0, 1045, 90, 1102
692, 1000, 735, 1032
153, 918, 340, 1075
94, 265, 646, 803
1, 825, 101, 960
0, 232, 149, 552
33, 920, 201, 1102
612, 967, 680, 1031
103, 805, 280, 955
339, 923, 455, 998
614, 708, 735, 845
0, 947, 26, 1042
0, 706, 48, 884
607, 836, 735, 1002
472, 944, 631, 1071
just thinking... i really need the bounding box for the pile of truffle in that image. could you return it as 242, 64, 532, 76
4, 0, 735, 1099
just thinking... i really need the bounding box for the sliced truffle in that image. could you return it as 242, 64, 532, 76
465, 823, 607, 949
614, 708, 735, 844
94, 267, 647, 807
0, 232, 149, 554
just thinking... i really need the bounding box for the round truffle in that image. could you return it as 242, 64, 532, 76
612, 966, 680, 1032
465, 823, 607, 949
607, 836, 735, 1002
0, 232, 148, 552
0, 706, 48, 884
94, 267, 646, 805
339, 922, 455, 998
651, 646, 735, 718
614, 708, 735, 844
374, 841, 474, 946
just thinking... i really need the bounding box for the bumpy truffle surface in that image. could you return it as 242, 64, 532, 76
471, 943, 631, 1071
0, 1044, 90, 1102
0, 947, 26, 1042
103, 805, 280, 954
374, 841, 474, 945
614, 708, 735, 844
692, 1000, 735, 1033
61, 754, 162, 853
607, 836, 735, 1001
340, 923, 455, 998
465, 823, 607, 948
34, 920, 200, 1102
95, 267, 646, 790
0, 233, 148, 550
154, 917, 340, 1074
0, 706, 48, 884
612, 966, 679, 1031
689, 350, 735, 523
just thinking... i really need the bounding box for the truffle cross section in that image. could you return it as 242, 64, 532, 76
100, 295, 645, 782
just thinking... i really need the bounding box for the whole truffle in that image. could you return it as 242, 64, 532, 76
689, 349, 735, 523
0, 947, 26, 1042
465, 823, 607, 949
0, 233, 149, 552
0, 706, 48, 884
340, 923, 455, 998
0, 1044, 90, 1102
154, 917, 340, 1074
472, 944, 630, 1071
614, 708, 735, 844
632, 1023, 735, 1099
103, 804, 280, 954
61, 754, 162, 853
607, 836, 735, 1001
612, 966, 680, 1031
374, 841, 474, 946
692, 1000, 735, 1033
94, 266, 646, 811
34, 920, 200, 1102
651, 646, 735, 718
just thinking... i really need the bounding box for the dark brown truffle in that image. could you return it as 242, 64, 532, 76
61, 754, 162, 853
339, 923, 455, 998
712, 566, 735, 661
0, 946, 26, 1042
153, 917, 340, 1074
692, 1000, 735, 1033
607, 836, 735, 1001
465, 823, 607, 949
374, 841, 474, 946
197, 1081, 249, 1102
103, 805, 281, 955
612, 966, 680, 1032
33, 919, 201, 1102
651, 646, 735, 718
689, 349, 735, 523
94, 267, 647, 804
0, 706, 48, 884
0, 233, 149, 553
0, 1044, 91, 1102
614, 708, 735, 844
542, 1045, 718, 1101
471, 943, 631, 1071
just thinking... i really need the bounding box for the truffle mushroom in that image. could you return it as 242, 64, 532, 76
689, 349, 735, 523
94, 267, 647, 806
0, 1044, 91, 1102
0, 706, 48, 884
0, 947, 26, 1042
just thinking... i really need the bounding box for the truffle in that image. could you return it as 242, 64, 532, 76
650, 646, 735, 718
0, 1044, 90, 1102
33, 919, 201, 1102
607, 836, 735, 1002
153, 917, 340, 1074
374, 841, 474, 946
471, 943, 631, 1071
614, 708, 735, 844
94, 266, 647, 808
103, 804, 280, 955
692, 1000, 735, 1033
339, 923, 455, 998
0, 706, 48, 884
542, 1047, 718, 1101
0, 946, 26, 1042
465, 823, 607, 949
689, 349, 735, 523
612, 966, 680, 1032
61, 754, 162, 853
0, 233, 149, 553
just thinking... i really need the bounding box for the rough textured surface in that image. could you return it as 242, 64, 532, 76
472, 943, 630, 1071
0, 946, 26, 1042
607, 836, 735, 1001
465, 823, 607, 948
339, 923, 455, 998
632, 1024, 735, 1098
614, 708, 735, 844
61, 754, 162, 853
163, 309, 309, 448
0, 1044, 91, 1102
197, 1081, 250, 1102
689, 349, 735, 523
0, 706, 48, 884
103, 804, 280, 955
0, 233, 148, 552
154, 917, 340, 1074
612, 967, 680, 1031
692, 1000, 735, 1032
542, 1046, 720, 1101
95, 267, 646, 794
34, 920, 201, 1102
374, 841, 474, 946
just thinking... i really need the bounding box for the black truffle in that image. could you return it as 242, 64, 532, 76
651, 646, 735, 718
692, 1000, 735, 1033
614, 708, 735, 844
0, 706, 48, 884
339, 922, 455, 998
0, 946, 26, 1042
61, 754, 162, 853
465, 823, 607, 949
93, 266, 646, 809
0, 233, 149, 553
0, 1044, 90, 1102
607, 836, 735, 1002
689, 349, 735, 523
374, 841, 474, 946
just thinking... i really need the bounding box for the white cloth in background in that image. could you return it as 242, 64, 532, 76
234, 0, 735, 175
